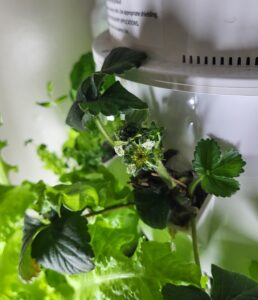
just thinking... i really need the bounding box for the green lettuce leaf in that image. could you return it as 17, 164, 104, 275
0, 184, 36, 241
0, 186, 75, 299
0, 230, 70, 300
60, 166, 131, 210
45, 270, 75, 299
37, 144, 67, 176
89, 209, 140, 260
69, 240, 200, 300
62, 129, 106, 170
0, 140, 17, 185
46, 182, 99, 212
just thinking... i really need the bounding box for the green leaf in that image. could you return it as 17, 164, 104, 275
37, 95, 67, 107
37, 144, 67, 175
47, 81, 54, 98
76, 74, 102, 103
75, 256, 161, 300
0, 140, 7, 151
249, 260, 258, 281
70, 52, 95, 90
67, 48, 147, 129
37, 81, 55, 107
19, 212, 44, 282
66, 74, 105, 130
134, 185, 170, 229
168, 190, 196, 227
80, 81, 147, 116
201, 175, 239, 197
192, 139, 246, 197
100, 74, 116, 93
31, 208, 94, 275
54, 95, 68, 104
75, 74, 116, 105
125, 108, 149, 126
66, 100, 86, 131
101, 47, 147, 74
0, 230, 68, 300
61, 166, 131, 210
211, 264, 258, 300
140, 242, 201, 287
45, 270, 75, 299
107, 156, 130, 186
61, 183, 99, 211
192, 139, 221, 175
74, 241, 201, 300
213, 150, 246, 177
49, 182, 99, 211
36, 101, 53, 108
69, 88, 77, 101
0, 184, 36, 241
89, 210, 139, 260
62, 129, 106, 170
0, 140, 18, 185
0, 184, 75, 298
24, 180, 55, 214
162, 284, 210, 300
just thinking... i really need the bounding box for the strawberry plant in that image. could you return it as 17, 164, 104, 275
0, 47, 255, 300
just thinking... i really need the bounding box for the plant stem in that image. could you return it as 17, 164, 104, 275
95, 117, 115, 147
189, 177, 202, 197
190, 217, 201, 270
189, 178, 202, 269
83, 202, 135, 218
156, 160, 187, 189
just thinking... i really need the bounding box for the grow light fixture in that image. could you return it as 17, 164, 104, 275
93, 0, 258, 95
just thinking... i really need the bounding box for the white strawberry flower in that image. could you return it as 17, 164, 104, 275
142, 139, 155, 150
114, 145, 125, 157
126, 164, 137, 176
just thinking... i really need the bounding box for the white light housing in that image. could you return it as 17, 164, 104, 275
94, 0, 258, 95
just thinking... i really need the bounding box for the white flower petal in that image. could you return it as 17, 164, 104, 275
114, 145, 125, 157
106, 115, 115, 121
142, 139, 155, 150
126, 164, 137, 176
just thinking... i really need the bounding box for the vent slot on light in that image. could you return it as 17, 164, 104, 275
182, 55, 256, 66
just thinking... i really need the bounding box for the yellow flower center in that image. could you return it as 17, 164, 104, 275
132, 147, 148, 168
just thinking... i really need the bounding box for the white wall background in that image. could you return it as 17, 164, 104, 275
0, 0, 107, 184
